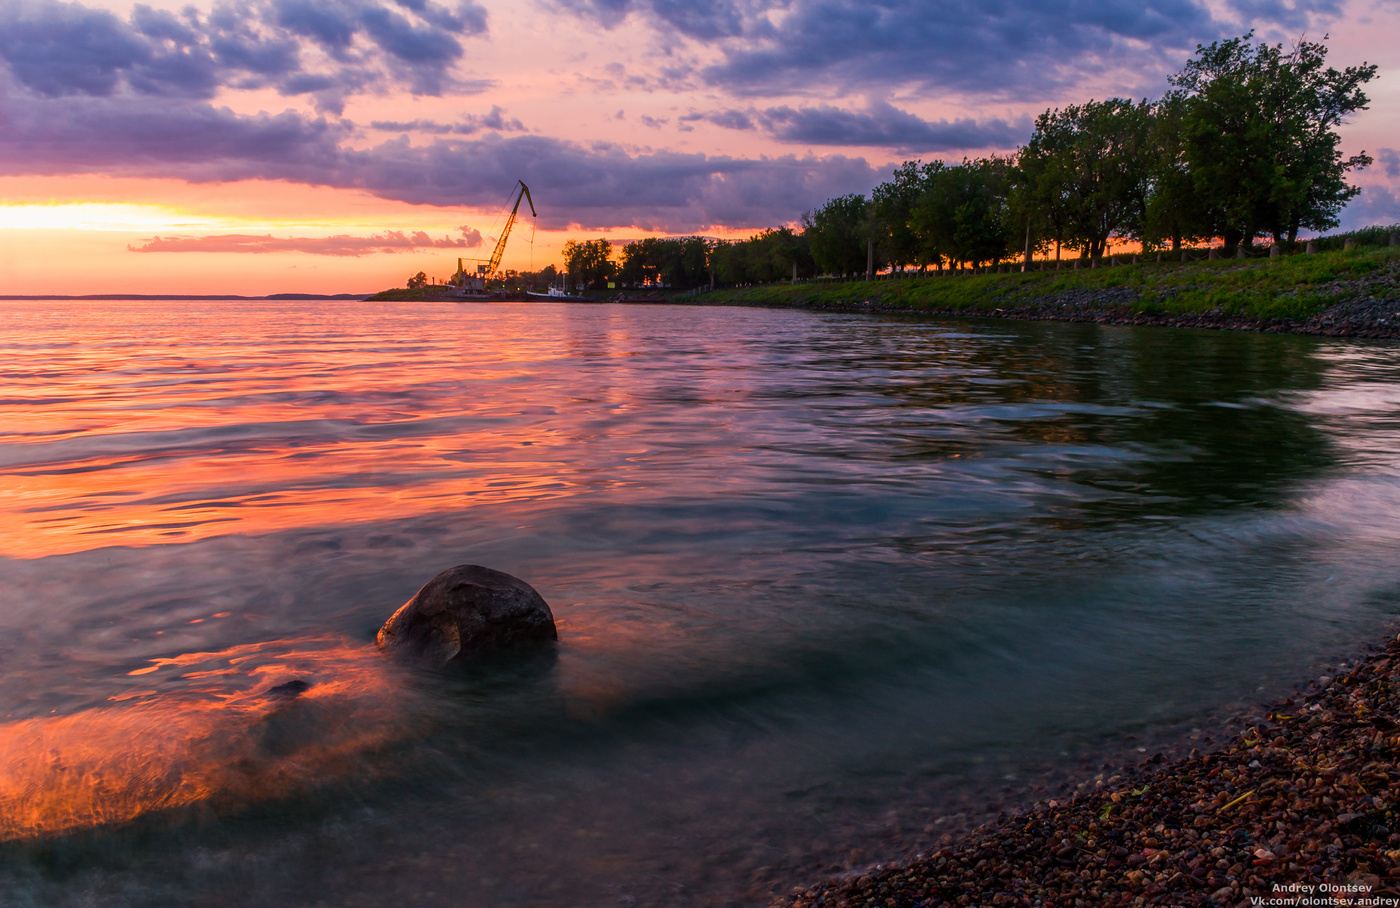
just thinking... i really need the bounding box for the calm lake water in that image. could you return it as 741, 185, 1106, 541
1, 299, 1399, 907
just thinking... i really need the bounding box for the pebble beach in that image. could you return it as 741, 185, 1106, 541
777, 632, 1400, 908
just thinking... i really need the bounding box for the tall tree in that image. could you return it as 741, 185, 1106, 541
803, 194, 881, 276
710, 229, 812, 285
1171, 33, 1376, 249
1019, 99, 1153, 259
747, 227, 811, 282
1142, 93, 1213, 252
911, 158, 1014, 270
618, 237, 711, 288
562, 238, 615, 289
871, 161, 927, 272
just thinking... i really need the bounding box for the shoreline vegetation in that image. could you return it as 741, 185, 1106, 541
685, 244, 1400, 339
0, 293, 369, 301
372, 245, 1400, 339
536, 33, 1382, 304
375, 31, 1395, 344
382, 34, 1388, 320
776, 628, 1400, 908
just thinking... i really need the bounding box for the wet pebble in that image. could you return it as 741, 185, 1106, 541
776, 634, 1400, 907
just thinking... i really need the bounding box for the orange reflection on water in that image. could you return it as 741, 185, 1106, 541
0, 303, 602, 559
0, 435, 575, 558
0, 637, 418, 841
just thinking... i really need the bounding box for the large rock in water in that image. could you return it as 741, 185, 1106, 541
377, 565, 557, 664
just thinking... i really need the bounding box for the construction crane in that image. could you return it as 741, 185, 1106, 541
455, 180, 535, 290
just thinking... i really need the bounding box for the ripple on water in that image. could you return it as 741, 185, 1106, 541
0, 300, 1398, 906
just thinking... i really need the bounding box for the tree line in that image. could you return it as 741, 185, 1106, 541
561, 232, 816, 290
560, 33, 1377, 289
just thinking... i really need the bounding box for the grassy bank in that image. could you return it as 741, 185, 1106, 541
364, 286, 458, 301
689, 246, 1400, 331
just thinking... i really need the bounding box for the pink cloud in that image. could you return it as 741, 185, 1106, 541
129, 228, 483, 257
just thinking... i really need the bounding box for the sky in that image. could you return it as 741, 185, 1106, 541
0, 0, 1397, 295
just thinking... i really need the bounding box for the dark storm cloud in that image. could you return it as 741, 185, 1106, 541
369, 105, 527, 134
0, 0, 489, 102
762, 103, 1027, 153
346, 132, 879, 230
208, 4, 302, 79
680, 102, 1025, 153
0, 82, 876, 232
0, 0, 854, 232
0, 83, 350, 183
272, 0, 360, 53
681, 108, 756, 130
554, 0, 1346, 99
359, 5, 460, 63
1230, 0, 1344, 33
129, 227, 485, 256
131, 4, 200, 44
399, 0, 489, 34
554, 0, 752, 39
703, 0, 1218, 97
0, 1, 154, 97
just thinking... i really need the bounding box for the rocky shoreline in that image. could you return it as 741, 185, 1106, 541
775, 631, 1400, 908
687, 290, 1400, 340
782, 292, 1400, 339
684, 257, 1400, 339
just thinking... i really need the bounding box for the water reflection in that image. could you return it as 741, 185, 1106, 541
0, 305, 1340, 560
829, 322, 1333, 522
0, 300, 1397, 907
0, 637, 421, 840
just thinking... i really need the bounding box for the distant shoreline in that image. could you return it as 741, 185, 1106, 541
358, 248, 1400, 339
0, 293, 372, 301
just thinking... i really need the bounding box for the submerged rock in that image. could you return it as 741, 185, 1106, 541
377, 564, 557, 665
263, 678, 310, 700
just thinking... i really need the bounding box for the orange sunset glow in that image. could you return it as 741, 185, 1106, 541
0, 302, 596, 556
0, 0, 1389, 297
3, 3, 1400, 905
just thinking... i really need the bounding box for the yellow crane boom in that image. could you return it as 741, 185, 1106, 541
487, 180, 535, 278
455, 180, 536, 289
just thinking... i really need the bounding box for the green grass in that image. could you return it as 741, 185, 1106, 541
364, 287, 459, 301
689, 246, 1399, 321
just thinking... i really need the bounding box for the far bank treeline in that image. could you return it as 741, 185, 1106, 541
561, 33, 1379, 291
